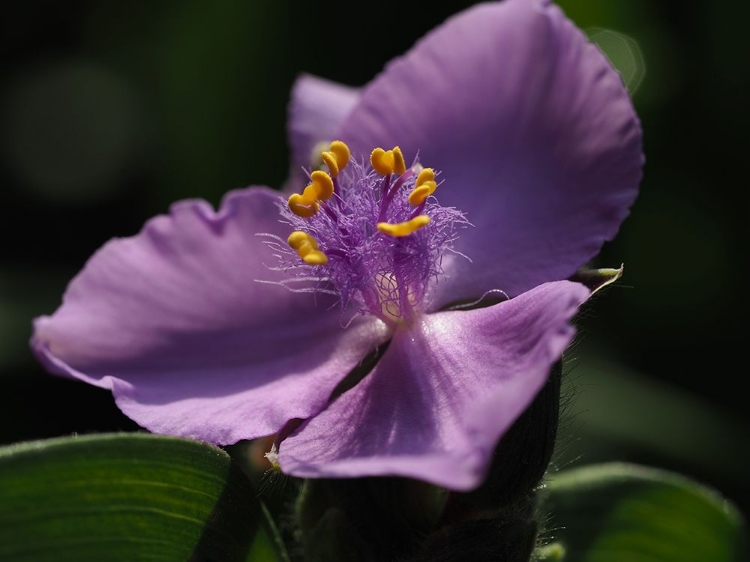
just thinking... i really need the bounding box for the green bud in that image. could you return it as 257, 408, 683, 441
296, 477, 446, 561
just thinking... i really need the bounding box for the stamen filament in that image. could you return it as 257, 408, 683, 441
378, 169, 415, 222
377, 174, 392, 221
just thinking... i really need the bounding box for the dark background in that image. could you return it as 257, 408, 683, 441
2, 0, 747, 514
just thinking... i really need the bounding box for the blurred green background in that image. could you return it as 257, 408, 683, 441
1, 0, 747, 516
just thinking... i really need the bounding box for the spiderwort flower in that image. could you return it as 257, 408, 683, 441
31, 0, 642, 490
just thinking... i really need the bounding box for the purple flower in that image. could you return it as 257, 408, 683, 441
31, 0, 642, 490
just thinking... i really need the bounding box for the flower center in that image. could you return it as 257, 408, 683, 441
273, 141, 468, 326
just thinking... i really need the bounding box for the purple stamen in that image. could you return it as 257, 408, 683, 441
274, 152, 469, 321
378, 169, 415, 223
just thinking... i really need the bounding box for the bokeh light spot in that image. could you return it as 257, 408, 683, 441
587, 27, 646, 94
2, 60, 143, 202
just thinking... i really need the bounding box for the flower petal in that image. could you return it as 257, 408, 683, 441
338, 0, 642, 307
286, 74, 361, 190
279, 280, 589, 490
32, 187, 388, 445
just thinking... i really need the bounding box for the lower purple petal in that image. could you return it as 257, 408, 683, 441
279, 280, 590, 490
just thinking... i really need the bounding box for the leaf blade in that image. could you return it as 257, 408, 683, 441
0, 433, 288, 562
543, 463, 746, 562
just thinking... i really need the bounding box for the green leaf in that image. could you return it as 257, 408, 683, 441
0, 433, 289, 562
560, 356, 750, 491
541, 463, 746, 562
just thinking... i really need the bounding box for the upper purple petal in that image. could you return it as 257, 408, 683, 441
32, 187, 388, 445
279, 280, 589, 490
338, 0, 642, 308
285, 74, 361, 191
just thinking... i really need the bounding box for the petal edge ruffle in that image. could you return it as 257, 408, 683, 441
32, 187, 389, 444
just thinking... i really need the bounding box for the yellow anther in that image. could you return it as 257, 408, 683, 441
288, 170, 334, 216
392, 147, 406, 175
377, 215, 431, 237
300, 184, 318, 204
321, 151, 340, 177
321, 140, 350, 177
287, 193, 319, 218
287, 231, 328, 265
370, 146, 407, 176
309, 170, 334, 200
287, 231, 310, 249
416, 167, 435, 187
408, 180, 437, 206
408, 167, 438, 206
329, 141, 350, 170
370, 148, 390, 175
302, 251, 328, 265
